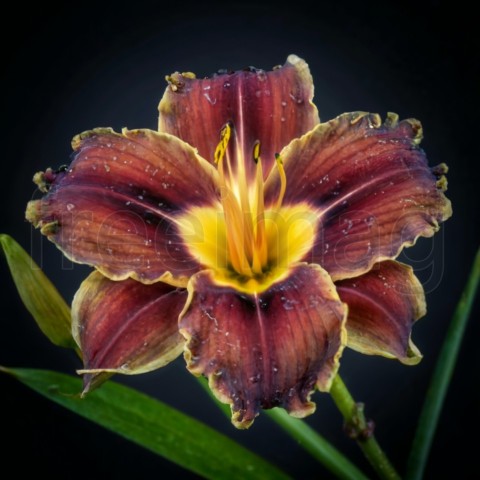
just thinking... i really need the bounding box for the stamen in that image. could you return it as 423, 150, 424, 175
214, 123, 253, 277
214, 123, 232, 165
222, 193, 253, 277
212, 126, 288, 279
179, 113, 313, 292
252, 142, 267, 274
274, 153, 287, 210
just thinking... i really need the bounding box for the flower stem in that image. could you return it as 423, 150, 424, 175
265, 408, 369, 480
196, 376, 369, 480
329, 375, 401, 480
405, 246, 480, 480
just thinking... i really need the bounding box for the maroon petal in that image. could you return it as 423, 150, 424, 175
158, 54, 319, 182
336, 260, 425, 364
26, 128, 219, 285
179, 264, 347, 428
265, 112, 452, 280
72, 271, 187, 392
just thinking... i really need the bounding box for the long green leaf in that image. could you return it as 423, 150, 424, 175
1, 367, 290, 480
0, 234, 75, 348
406, 246, 480, 480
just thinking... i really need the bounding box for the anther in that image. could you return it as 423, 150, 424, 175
252, 140, 261, 164
214, 122, 232, 164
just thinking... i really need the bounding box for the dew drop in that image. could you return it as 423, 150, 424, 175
341, 219, 354, 235
203, 93, 216, 105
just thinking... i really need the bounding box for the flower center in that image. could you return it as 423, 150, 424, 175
214, 123, 285, 278
177, 123, 317, 293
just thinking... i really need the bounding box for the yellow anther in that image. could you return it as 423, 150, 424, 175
252, 140, 261, 164
214, 123, 232, 164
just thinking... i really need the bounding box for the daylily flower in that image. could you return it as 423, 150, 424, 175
26, 55, 451, 428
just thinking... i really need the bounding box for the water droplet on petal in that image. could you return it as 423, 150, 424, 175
203, 92, 216, 105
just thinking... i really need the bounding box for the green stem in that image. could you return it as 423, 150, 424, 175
265, 408, 369, 480
196, 377, 369, 480
330, 375, 401, 480
405, 246, 480, 480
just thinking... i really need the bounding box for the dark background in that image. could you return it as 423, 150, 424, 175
1, 1, 478, 478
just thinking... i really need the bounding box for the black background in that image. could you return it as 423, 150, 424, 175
1, 1, 478, 478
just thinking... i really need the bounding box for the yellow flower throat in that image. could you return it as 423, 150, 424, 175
178, 123, 316, 293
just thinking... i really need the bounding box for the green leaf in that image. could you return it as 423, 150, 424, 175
0, 234, 75, 349
406, 246, 480, 480
1, 367, 290, 480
